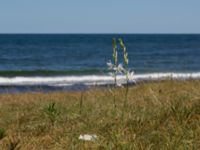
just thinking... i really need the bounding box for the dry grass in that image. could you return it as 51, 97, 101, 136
0, 80, 200, 149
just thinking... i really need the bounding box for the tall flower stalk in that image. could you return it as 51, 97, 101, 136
107, 38, 118, 108
112, 38, 118, 87
119, 38, 129, 108
107, 38, 134, 110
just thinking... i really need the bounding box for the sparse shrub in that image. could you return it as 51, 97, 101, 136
44, 102, 60, 125
0, 128, 6, 140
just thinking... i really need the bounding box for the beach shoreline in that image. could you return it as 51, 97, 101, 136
1, 72, 200, 93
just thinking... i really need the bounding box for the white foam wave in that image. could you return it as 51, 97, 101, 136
0, 72, 200, 87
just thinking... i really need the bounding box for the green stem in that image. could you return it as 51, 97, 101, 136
113, 73, 117, 108
113, 90, 116, 108
124, 79, 129, 108
122, 73, 129, 120
79, 92, 84, 115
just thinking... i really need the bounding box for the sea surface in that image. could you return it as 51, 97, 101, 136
0, 34, 200, 92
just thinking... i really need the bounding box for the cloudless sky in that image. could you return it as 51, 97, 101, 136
0, 0, 200, 33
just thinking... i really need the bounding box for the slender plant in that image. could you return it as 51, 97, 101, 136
107, 38, 124, 107
79, 91, 84, 115
119, 38, 129, 108
107, 38, 134, 110
44, 102, 59, 125
107, 38, 118, 108
112, 38, 118, 87
0, 128, 6, 140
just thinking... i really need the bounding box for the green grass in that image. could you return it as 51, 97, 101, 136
0, 128, 6, 140
0, 80, 200, 149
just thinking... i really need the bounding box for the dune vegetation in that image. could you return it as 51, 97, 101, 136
0, 80, 200, 149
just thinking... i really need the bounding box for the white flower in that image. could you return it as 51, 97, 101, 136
107, 61, 114, 70
79, 134, 98, 142
117, 63, 125, 73
107, 61, 125, 73
113, 63, 125, 73
116, 82, 123, 87
128, 71, 135, 81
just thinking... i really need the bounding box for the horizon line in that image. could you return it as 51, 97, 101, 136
0, 33, 200, 35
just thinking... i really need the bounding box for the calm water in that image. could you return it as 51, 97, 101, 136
0, 34, 200, 92
1, 34, 200, 75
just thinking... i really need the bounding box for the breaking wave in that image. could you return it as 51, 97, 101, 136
0, 72, 200, 87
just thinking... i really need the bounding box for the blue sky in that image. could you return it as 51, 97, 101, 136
0, 0, 200, 33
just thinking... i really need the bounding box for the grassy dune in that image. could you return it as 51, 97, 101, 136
0, 80, 200, 149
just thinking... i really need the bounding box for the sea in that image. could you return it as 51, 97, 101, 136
0, 34, 200, 93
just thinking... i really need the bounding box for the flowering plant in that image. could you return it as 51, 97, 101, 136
107, 38, 134, 86
107, 38, 134, 111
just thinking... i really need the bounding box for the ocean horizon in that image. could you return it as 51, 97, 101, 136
1, 34, 200, 92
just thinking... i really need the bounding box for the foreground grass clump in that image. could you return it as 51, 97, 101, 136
0, 80, 200, 149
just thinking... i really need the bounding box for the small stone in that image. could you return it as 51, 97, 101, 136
79, 134, 98, 142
